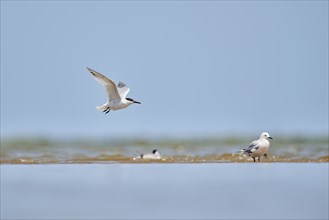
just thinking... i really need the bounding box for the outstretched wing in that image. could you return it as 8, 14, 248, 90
86, 67, 121, 101
117, 81, 130, 99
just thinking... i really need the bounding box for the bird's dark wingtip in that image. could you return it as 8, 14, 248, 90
86, 67, 96, 76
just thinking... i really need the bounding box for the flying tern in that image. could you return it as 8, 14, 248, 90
87, 67, 141, 114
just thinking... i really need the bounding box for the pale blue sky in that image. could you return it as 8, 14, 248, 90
1, 1, 328, 138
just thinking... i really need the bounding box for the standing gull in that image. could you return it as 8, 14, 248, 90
239, 132, 273, 162
86, 67, 141, 114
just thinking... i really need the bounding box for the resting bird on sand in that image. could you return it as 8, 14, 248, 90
134, 149, 161, 160
239, 132, 273, 162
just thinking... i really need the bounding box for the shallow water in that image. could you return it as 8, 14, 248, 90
1, 136, 328, 164
1, 164, 328, 219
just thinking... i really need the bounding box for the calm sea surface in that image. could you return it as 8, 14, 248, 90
1, 164, 328, 219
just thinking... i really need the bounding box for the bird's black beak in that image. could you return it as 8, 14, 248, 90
268, 137, 273, 140
134, 100, 141, 104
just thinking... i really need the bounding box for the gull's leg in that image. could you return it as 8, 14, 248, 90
258, 157, 261, 162
263, 153, 268, 159
252, 157, 256, 162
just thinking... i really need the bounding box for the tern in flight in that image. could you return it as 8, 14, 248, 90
87, 67, 141, 114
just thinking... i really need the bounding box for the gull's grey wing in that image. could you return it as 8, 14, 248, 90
117, 81, 130, 99
86, 67, 121, 101
244, 141, 260, 154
